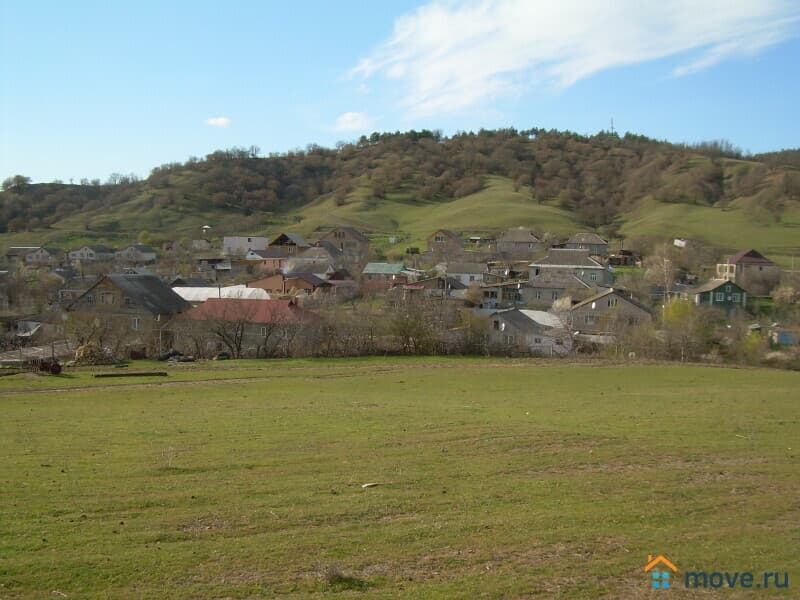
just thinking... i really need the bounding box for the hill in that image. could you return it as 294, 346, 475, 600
2, 129, 799, 264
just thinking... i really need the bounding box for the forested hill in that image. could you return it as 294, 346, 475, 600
1, 128, 799, 255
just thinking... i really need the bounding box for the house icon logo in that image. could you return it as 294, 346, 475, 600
644, 554, 678, 589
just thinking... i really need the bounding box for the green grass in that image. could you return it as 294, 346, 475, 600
4, 174, 800, 265
621, 197, 800, 267
1, 358, 798, 598
292, 176, 580, 244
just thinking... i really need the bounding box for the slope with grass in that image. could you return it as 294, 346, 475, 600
1, 358, 798, 598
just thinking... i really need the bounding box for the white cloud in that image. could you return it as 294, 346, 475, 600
352, 0, 800, 117
206, 116, 232, 127
333, 111, 375, 132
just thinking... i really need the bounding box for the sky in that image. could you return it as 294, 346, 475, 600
2, 0, 800, 183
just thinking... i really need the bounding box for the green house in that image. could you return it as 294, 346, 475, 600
691, 279, 748, 311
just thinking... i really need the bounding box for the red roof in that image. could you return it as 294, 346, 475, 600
726, 249, 774, 266
180, 298, 315, 324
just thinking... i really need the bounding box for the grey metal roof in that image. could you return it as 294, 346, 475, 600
530, 249, 605, 268
570, 288, 652, 314
362, 262, 406, 275
491, 308, 563, 333
567, 232, 607, 245
498, 227, 541, 243
690, 279, 748, 295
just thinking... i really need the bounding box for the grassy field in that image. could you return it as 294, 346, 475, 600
1, 358, 798, 598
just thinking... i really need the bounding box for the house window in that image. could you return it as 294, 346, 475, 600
551, 291, 559, 300
86, 294, 95, 305
434, 235, 445, 243
590, 272, 598, 281
585, 315, 597, 325
715, 292, 725, 302
505, 335, 515, 344
534, 337, 542, 344
124, 296, 133, 306
131, 317, 140, 331
535, 291, 542, 299
493, 320, 500, 330
100, 292, 115, 305
555, 338, 563, 345
260, 326, 267, 336
731, 293, 740, 303
725, 285, 731, 292
469, 275, 475, 282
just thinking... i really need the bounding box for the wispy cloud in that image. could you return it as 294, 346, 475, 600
333, 111, 375, 132
206, 116, 232, 127
351, 0, 800, 117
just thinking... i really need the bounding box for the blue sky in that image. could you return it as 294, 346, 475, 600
2, 0, 799, 183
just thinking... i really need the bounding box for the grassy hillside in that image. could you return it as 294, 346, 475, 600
1, 358, 798, 598
2, 129, 799, 263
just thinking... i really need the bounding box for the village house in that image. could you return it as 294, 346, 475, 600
268, 232, 311, 256
67, 274, 190, 355
488, 308, 572, 356
427, 229, 463, 255
480, 280, 527, 310
607, 249, 640, 267
318, 226, 370, 263
688, 279, 749, 312
496, 228, 542, 258
5, 246, 58, 266
57, 274, 102, 305
300, 242, 343, 265
529, 249, 612, 287
563, 232, 609, 256
716, 249, 780, 295
246, 273, 332, 296
395, 275, 466, 300
174, 298, 317, 357
115, 244, 157, 264
526, 272, 593, 308
567, 288, 652, 336
195, 255, 234, 280
67, 244, 116, 263
361, 262, 411, 292
222, 236, 269, 256
244, 248, 289, 273
445, 262, 487, 286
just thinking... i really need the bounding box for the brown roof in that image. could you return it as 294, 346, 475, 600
725, 249, 775, 266
322, 226, 369, 242
429, 229, 462, 242
181, 298, 315, 324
